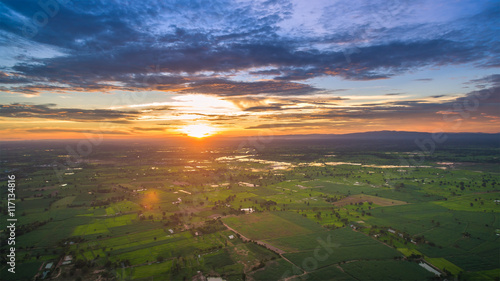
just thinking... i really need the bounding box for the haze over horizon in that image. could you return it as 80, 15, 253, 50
0, 0, 499, 140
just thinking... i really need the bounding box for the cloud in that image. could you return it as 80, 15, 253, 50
245, 122, 333, 129
467, 74, 500, 88
225, 95, 346, 112
0, 1, 498, 135
179, 79, 325, 96
0, 71, 31, 84
0, 1, 497, 95
24, 128, 131, 135
132, 127, 166, 132
249, 83, 500, 124
0, 103, 142, 123
0, 78, 498, 134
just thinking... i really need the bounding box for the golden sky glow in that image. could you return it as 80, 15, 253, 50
179, 124, 218, 138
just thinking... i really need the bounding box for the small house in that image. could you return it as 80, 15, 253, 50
241, 208, 254, 214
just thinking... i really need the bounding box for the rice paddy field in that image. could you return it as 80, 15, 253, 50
0, 140, 498, 280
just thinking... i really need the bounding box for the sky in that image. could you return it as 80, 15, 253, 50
0, 0, 499, 140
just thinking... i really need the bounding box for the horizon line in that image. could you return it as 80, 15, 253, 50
1, 130, 499, 143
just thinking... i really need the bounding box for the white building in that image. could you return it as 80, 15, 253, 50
241, 208, 254, 213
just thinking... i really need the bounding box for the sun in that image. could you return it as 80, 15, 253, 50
180, 124, 216, 138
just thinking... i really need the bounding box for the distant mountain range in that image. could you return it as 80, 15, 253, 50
228, 131, 500, 149
261, 131, 500, 140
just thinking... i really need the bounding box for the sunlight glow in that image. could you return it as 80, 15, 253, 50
180, 124, 217, 138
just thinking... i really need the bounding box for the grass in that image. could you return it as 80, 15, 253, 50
280, 228, 402, 270
104, 232, 224, 264
131, 260, 173, 280
462, 268, 500, 281
17, 198, 53, 213
446, 251, 499, 271
222, 212, 316, 241
273, 211, 327, 231
204, 249, 235, 269
434, 192, 500, 212
333, 194, 408, 207
426, 257, 462, 275
367, 203, 495, 244
397, 248, 463, 276
292, 264, 356, 281
71, 214, 137, 236
0, 261, 42, 281
397, 248, 422, 257
17, 217, 91, 248
2, 143, 499, 281
51, 196, 76, 208
268, 227, 381, 252
284, 243, 401, 270
266, 231, 332, 252
72, 220, 110, 236
250, 258, 303, 281
340, 260, 435, 281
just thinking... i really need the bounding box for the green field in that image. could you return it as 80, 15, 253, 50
223, 212, 324, 241
340, 260, 435, 280
250, 258, 303, 281
290, 264, 356, 281
1, 141, 498, 280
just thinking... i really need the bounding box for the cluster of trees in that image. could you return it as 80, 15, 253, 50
189, 220, 226, 236
259, 200, 277, 210
324, 195, 342, 203
16, 219, 51, 236
91, 195, 125, 207
394, 183, 405, 191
